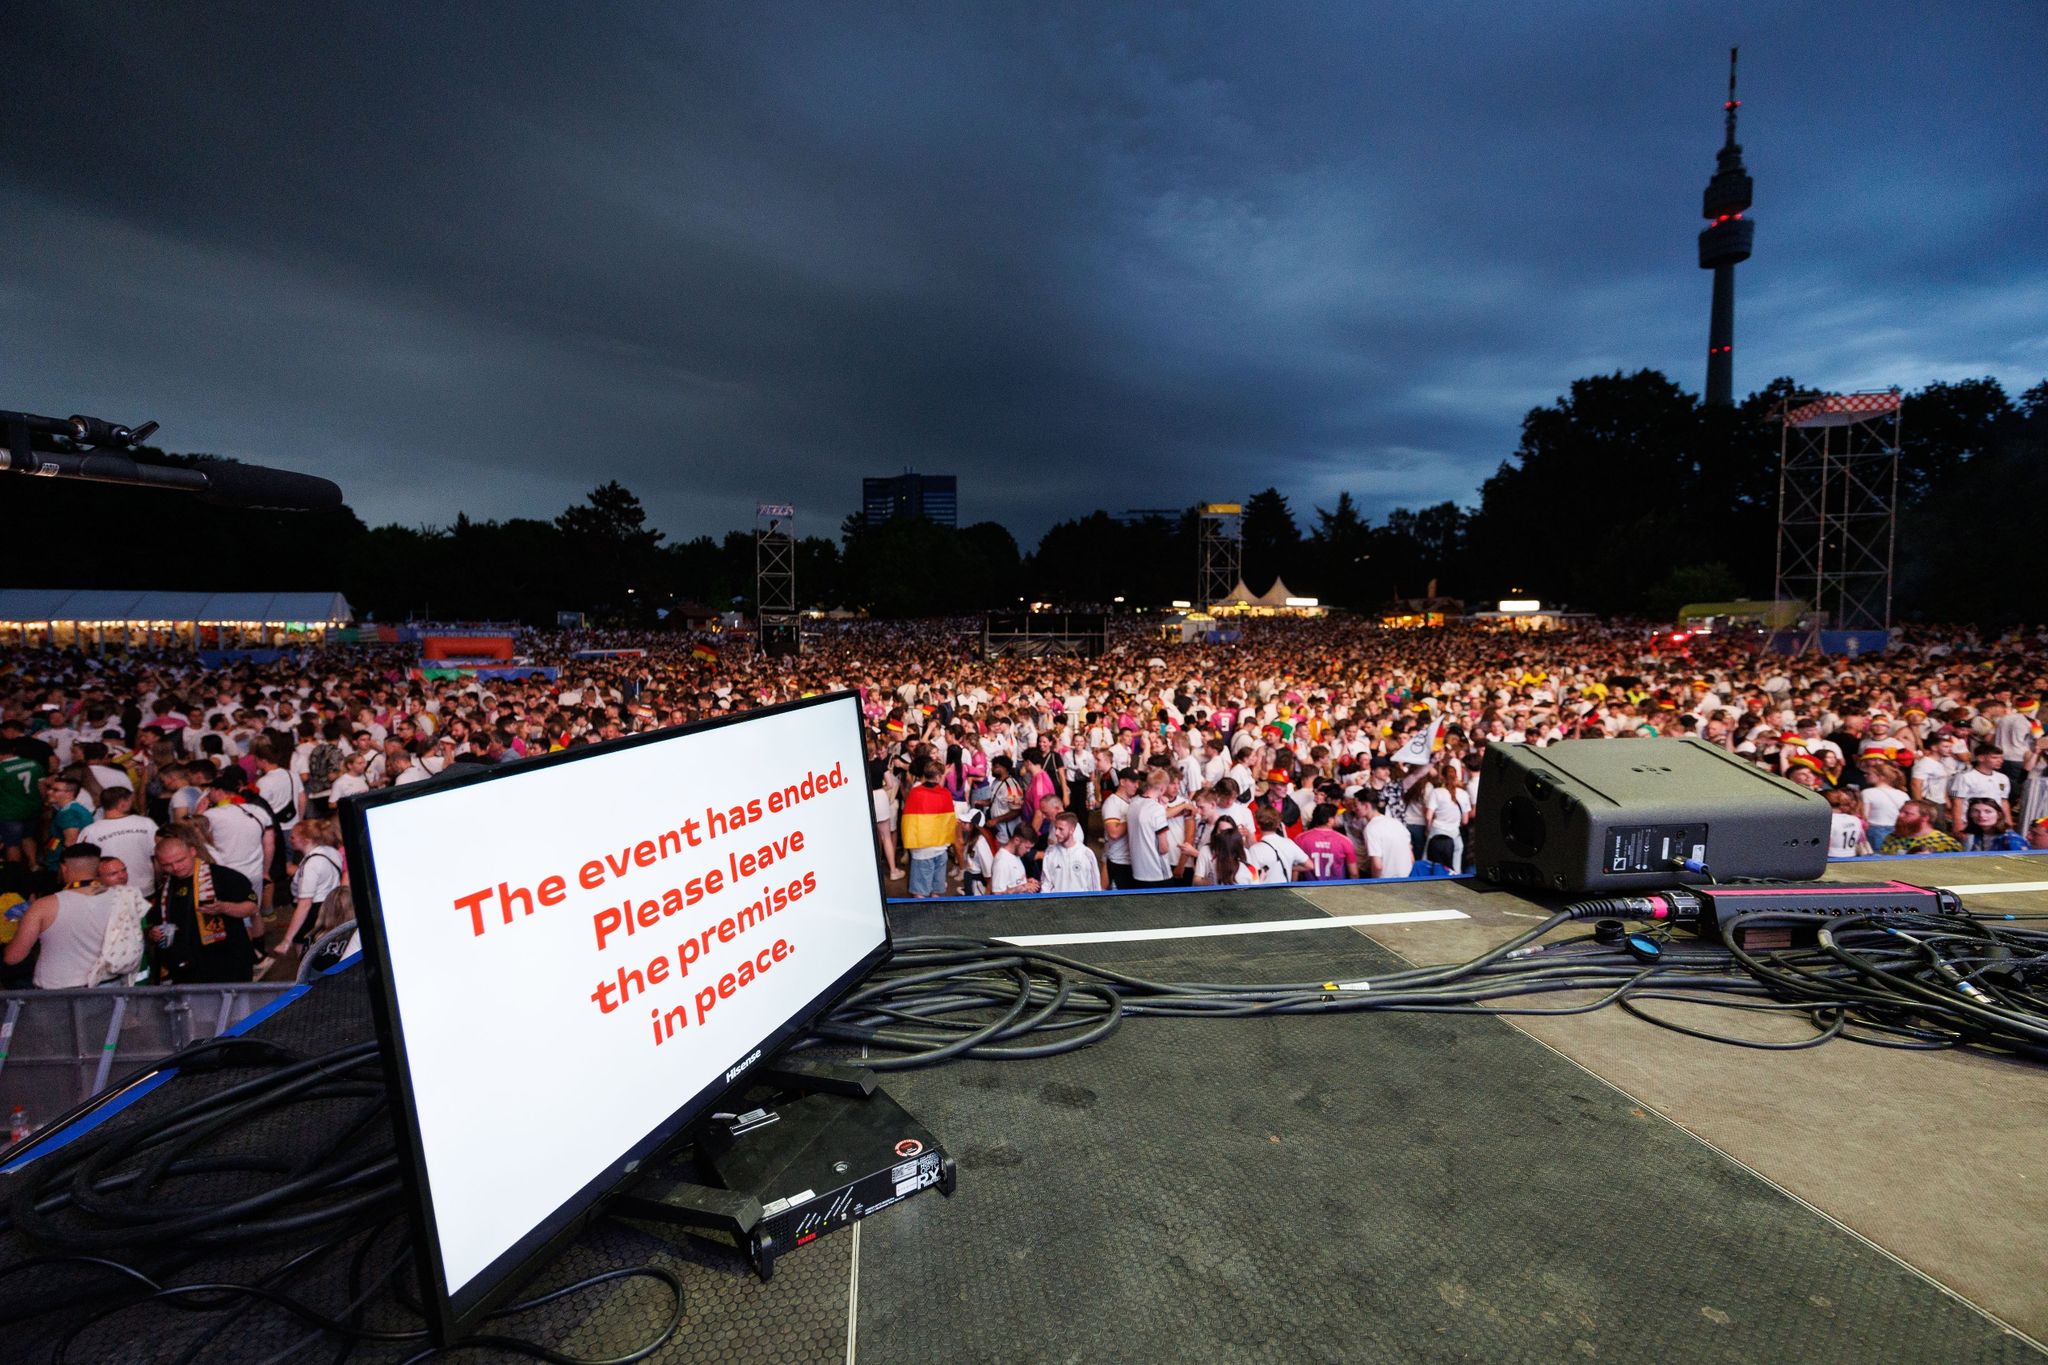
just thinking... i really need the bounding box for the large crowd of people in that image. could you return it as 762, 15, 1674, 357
1, 616, 2044, 989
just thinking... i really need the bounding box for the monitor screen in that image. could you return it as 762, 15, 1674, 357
339, 691, 890, 1341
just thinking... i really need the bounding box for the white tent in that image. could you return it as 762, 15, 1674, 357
1253, 578, 1300, 608
1209, 579, 1257, 611
0, 589, 352, 649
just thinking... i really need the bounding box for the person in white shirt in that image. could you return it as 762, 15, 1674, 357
1826, 789, 1870, 858
351, 731, 387, 786
353, 709, 390, 748
39, 723, 80, 768
1788, 720, 1841, 772
1227, 753, 1258, 799
990, 831, 1039, 895
1060, 739, 1092, 817
1424, 766, 1465, 870
4, 846, 121, 988
1949, 744, 2013, 830
328, 752, 373, 805
164, 764, 208, 822
1039, 812, 1100, 894
1245, 807, 1310, 883
1169, 735, 1204, 799
423, 736, 458, 774
75, 755, 131, 815
79, 786, 159, 897
1857, 758, 1909, 847
201, 784, 274, 903
1124, 771, 1176, 887
1100, 769, 1139, 889
1356, 791, 1415, 879
1911, 735, 1964, 814
254, 739, 304, 833
1211, 779, 1257, 848
1193, 818, 1256, 885
276, 818, 347, 960
389, 750, 430, 786
960, 818, 999, 896
290, 731, 319, 787
986, 756, 1025, 837
1176, 788, 1222, 870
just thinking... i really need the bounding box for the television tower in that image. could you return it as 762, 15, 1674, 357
1698, 47, 1754, 406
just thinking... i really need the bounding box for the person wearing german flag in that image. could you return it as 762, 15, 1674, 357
898, 759, 963, 899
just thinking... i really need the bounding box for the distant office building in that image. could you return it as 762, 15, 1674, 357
863, 472, 957, 528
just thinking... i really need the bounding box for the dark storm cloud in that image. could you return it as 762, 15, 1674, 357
2, 2, 2042, 546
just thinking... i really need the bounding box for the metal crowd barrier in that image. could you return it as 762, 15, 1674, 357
0, 984, 294, 1129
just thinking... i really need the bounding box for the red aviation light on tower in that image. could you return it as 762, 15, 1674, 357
1699, 48, 1755, 259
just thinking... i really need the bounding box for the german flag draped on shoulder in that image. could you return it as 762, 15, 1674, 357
899, 781, 957, 851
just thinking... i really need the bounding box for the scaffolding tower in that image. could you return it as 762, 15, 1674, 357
755, 502, 799, 657
1772, 390, 1903, 654
1197, 503, 1243, 610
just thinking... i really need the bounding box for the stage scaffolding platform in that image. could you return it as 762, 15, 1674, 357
5, 859, 2045, 1361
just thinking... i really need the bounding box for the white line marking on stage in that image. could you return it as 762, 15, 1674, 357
996, 908, 1469, 947
1949, 880, 2048, 896
844, 1219, 861, 1364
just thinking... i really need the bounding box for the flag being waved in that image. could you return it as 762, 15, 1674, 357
1392, 718, 1442, 767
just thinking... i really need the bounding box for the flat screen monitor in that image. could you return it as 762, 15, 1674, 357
339, 691, 890, 1342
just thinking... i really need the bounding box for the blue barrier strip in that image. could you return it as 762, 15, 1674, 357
1835, 848, 2048, 862
886, 869, 1473, 905
223, 980, 315, 1036
880, 846, 2048, 904
2, 1070, 175, 1174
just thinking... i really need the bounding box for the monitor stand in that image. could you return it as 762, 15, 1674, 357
609, 1056, 954, 1280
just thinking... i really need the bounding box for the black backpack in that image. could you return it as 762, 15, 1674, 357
307, 743, 345, 795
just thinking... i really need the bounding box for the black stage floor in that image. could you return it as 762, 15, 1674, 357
4, 887, 2040, 1362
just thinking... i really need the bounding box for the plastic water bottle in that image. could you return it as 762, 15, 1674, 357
8, 1107, 28, 1144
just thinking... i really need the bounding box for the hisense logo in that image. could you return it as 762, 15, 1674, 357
726, 1049, 762, 1084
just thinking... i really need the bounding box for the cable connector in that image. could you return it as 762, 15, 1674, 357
1563, 890, 1703, 924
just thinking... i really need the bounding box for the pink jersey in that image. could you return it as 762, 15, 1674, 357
1294, 828, 1357, 882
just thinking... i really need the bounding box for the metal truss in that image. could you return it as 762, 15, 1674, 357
1197, 503, 1243, 610
1773, 392, 1902, 651
755, 501, 798, 654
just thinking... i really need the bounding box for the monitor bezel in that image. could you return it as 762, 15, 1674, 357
337, 689, 892, 1344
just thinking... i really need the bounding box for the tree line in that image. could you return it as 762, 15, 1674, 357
5, 370, 2041, 626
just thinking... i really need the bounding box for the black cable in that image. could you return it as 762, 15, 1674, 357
1617, 996, 1847, 1050
812, 903, 2048, 1068
389, 1264, 685, 1363
0, 1251, 166, 1295
178, 1226, 380, 1365
41, 1233, 684, 1365
0, 1035, 307, 1171
2, 1025, 682, 1363
7, 1040, 399, 1253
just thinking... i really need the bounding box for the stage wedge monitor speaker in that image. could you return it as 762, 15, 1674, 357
1470, 737, 1831, 896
